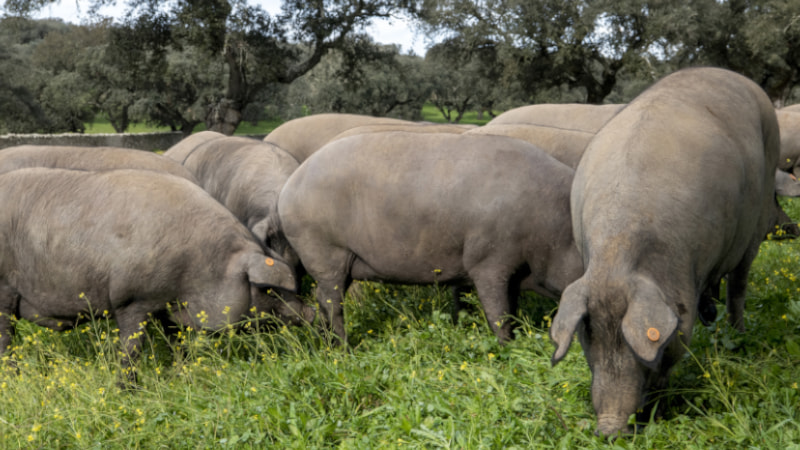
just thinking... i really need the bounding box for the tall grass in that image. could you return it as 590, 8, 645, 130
2, 199, 800, 448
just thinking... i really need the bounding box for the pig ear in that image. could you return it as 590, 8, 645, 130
550, 280, 588, 366
621, 277, 678, 370
250, 219, 270, 245
244, 253, 297, 292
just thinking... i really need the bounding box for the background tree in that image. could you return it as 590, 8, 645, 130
289, 38, 429, 120
0, 17, 52, 132
6, 0, 405, 134
653, 0, 800, 106
414, 0, 670, 105
424, 36, 508, 122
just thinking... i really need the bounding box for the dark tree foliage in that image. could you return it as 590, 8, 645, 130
413, 0, 661, 105
5, 0, 403, 134
424, 36, 506, 122
290, 39, 429, 120
653, 0, 800, 105
0, 16, 61, 133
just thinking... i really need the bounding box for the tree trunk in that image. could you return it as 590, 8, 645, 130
205, 45, 247, 135
205, 98, 241, 135
108, 106, 130, 134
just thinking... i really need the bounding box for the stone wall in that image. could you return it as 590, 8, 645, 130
0, 132, 186, 151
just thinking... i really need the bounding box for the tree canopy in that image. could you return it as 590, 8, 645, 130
2, 0, 800, 132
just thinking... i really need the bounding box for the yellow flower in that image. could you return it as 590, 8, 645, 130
31, 424, 42, 433
488, 353, 496, 361
460, 361, 468, 370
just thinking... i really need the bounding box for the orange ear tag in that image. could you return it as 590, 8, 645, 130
646, 327, 660, 342
265, 258, 275, 266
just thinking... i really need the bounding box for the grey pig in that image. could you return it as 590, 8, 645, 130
0, 145, 198, 182
550, 67, 780, 436
164, 131, 301, 269
0, 168, 314, 380
278, 132, 582, 344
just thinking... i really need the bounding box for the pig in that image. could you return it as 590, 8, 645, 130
777, 110, 800, 178
549, 67, 780, 435
487, 103, 625, 132
0, 145, 198, 182
163, 131, 301, 269
278, 132, 582, 344
465, 124, 595, 168
263, 113, 411, 163
464, 123, 798, 237
0, 168, 314, 380
328, 123, 472, 143
782, 104, 800, 113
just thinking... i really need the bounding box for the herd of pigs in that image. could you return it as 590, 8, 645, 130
1, 67, 800, 435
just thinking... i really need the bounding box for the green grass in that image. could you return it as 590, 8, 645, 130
2, 201, 800, 448
82, 105, 490, 136
82, 116, 284, 136
421, 104, 494, 126
83, 119, 172, 135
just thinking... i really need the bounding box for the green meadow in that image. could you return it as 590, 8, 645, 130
0, 112, 798, 448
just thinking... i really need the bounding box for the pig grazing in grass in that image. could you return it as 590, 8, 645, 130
549, 68, 780, 435
0, 168, 314, 380
164, 131, 301, 269
278, 132, 582, 344
0, 145, 198, 181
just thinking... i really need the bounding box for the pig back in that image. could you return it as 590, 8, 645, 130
264, 113, 411, 163
573, 68, 778, 280
0, 145, 198, 182
0, 168, 261, 310
279, 132, 575, 284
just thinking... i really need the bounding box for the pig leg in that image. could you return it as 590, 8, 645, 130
315, 278, 350, 344
0, 285, 19, 355
470, 268, 516, 343
113, 303, 152, 385
726, 244, 759, 332
300, 245, 355, 344
450, 284, 472, 323
698, 283, 719, 326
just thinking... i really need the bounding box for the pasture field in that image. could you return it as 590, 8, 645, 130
0, 198, 799, 448
83, 105, 491, 135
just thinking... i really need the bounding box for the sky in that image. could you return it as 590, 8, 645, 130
31, 0, 430, 56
